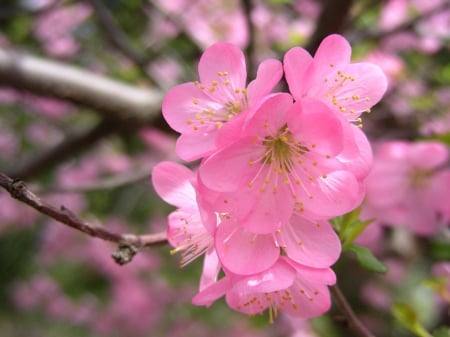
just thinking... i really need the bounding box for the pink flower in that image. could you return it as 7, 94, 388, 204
199, 93, 365, 233
162, 42, 282, 161
214, 213, 341, 275
151, 161, 220, 289
193, 257, 336, 320
152, 162, 213, 264
283, 34, 388, 121
364, 141, 450, 236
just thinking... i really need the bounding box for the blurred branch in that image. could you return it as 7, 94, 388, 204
0, 0, 61, 19
0, 171, 168, 264
35, 168, 152, 194
305, 0, 354, 54
352, 2, 450, 43
6, 119, 118, 180
85, 0, 156, 83
330, 285, 376, 337
0, 47, 163, 124
241, 0, 256, 78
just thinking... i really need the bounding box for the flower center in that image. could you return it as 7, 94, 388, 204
410, 168, 432, 189
188, 71, 248, 130
261, 126, 309, 173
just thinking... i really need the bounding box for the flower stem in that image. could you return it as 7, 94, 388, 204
330, 285, 376, 337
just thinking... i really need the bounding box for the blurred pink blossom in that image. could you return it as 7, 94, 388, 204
34, 3, 92, 57
379, 0, 409, 31
364, 140, 450, 236
156, 0, 248, 48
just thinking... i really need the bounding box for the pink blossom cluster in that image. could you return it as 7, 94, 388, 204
362, 140, 450, 236
152, 34, 387, 320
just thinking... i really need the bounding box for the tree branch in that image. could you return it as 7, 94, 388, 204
35, 168, 152, 194
305, 0, 354, 54
0, 47, 163, 124
241, 0, 257, 78
0, 171, 168, 264
330, 285, 376, 337
6, 119, 117, 180
85, 0, 155, 83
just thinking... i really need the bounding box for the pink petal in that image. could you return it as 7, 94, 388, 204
312, 63, 388, 119
231, 258, 296, 293
176, 132, 217, 161
276, 217, 341, 268
151, 161, 196, 208
313, 34, 352, 68
198, 42, 246, 89
283, 46, 313, 100
287, 99, 344, 156
244, 93, 293, 135
240, 183, 295, 234
337, 125, 373, 180
301, 170, 363, 218
199, 247, 221, 291
281, 264, 335, 318
192, 277, 231, 307
408, 141, 448, 169
199, 138, 259, 192
215, 218, 280, 275
247, 58, 283, 105
162, 82, 216, 133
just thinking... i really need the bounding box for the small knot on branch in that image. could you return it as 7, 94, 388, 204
112, 241, 139, 265
11, 179, 27, 198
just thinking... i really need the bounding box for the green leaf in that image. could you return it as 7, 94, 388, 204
392, 303, 434, 337
432, 327, 450, 337
332, 207, 374, 247
346, 244, 388, 273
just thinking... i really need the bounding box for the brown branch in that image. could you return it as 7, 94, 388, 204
85, 0, 156, 83
35, 168, 151, 194
0, 171, 168, 264
241, 0, 257, 79
6, 119, 117, 180
0, 47, 163, 124
330, 285, 376, 337
305, 0, 354, 54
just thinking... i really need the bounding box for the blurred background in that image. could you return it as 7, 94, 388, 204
0, 0, 449, 336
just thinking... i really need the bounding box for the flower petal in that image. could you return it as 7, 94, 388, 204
199, 138, 258, 191
176, 132, 217, 161
198, 42, 246, 89
215, 218, 279, 275
192, 277, 231, 307
287, 99, 344, 156
151, 161, 196, 208
247, 58, 283, 105
276, 217, 341, 268
311, 63, 388, 118
313, 34, 352, 68
283, 46, 313, 100
301, 170, 364, 218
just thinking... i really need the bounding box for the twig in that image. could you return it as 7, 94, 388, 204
7, 119, 117, 180
0, 47, 163, 123
35, 169, 151, 194
0, 171, 168, 263
241, 0, 256, 78
85, 0, 156, 83
305, 0, 354, 54
330, 285, 376, 337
